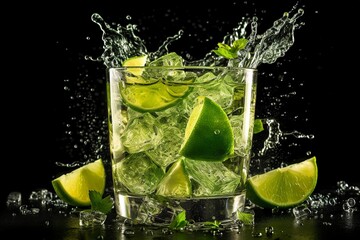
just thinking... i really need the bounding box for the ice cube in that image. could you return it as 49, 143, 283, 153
6, 192, 22, 208
121, 113, 163, 153
146, 125, 183, 168
114, 152, 165, 194
184, 159, 240, 196
79, 210, 107, 227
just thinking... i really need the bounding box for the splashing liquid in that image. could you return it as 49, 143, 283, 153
86, 4, 311, 172
90, 5, 304, 69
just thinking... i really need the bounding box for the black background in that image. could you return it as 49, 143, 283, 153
2, 0, 358, 205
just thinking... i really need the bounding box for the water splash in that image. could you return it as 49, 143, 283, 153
90, 13, 184, 68
240, 8, 304, 68
89, 13, 148, 67
257, 118, 314, 157
90, 4, 304, 69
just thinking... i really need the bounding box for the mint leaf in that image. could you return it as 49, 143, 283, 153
213, 43, 237, 59
253, 119, 264, 134
203, 219, 222, 229
237, 211, 254, 225
213, 38, 248, 59
232, 38, 248, 51
89, 190, 113, 215
169, 210, 188, 230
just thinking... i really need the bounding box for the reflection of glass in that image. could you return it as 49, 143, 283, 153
107, 66, 257, 225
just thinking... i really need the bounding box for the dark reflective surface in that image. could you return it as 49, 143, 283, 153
1, 203, 359, 240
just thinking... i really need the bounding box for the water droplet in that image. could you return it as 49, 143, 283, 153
123, 229, 135, 235
346, 198, 356, 207
265, 226, 274, 236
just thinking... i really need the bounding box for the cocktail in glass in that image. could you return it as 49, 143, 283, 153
107, 63, 257, 225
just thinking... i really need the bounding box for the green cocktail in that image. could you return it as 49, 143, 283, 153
107, 55, 257, 224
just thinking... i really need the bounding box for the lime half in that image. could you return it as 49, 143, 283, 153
179, 96, 234, 161
246, 156, 318, 208
51, 159, 106, 207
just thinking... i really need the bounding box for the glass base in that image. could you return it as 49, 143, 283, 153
114, 192, 246, 225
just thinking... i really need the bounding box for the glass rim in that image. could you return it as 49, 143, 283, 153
108, 66, 257, 72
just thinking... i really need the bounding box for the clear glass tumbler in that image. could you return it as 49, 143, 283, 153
106, 66, 257, 225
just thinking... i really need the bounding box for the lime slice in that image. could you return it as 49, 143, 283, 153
156, 158, 192, 197
51, 159, 106, 207
123, 55, 148, 83
179, 96, 234, 161
121, 54, 192, 112
121, 79, 191, 112
246, 156, 318, 208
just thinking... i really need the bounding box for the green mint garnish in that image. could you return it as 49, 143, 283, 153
169, 210, 189, 230
89, 190, 113, 215
213, 38, 248, 59
237, 211, 254, 225
253, 119, 264, 134
203, 219, 222, 229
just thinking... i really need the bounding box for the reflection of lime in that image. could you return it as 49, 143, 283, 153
246, 156, 318, 208
156, 158, 192, 197
51, 159, 106, 207
179, 96, 234, 162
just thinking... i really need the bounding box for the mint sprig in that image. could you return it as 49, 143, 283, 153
169, 210, 189, 230
213, 38, 248, 59
237, 211, 254, 225
89, 190, 113, 215
203, 219, 222, 229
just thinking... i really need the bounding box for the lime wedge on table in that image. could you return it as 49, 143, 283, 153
51, 159, 106, 207
246, 156, 318, 208
156, 158, 192, 197
179, 96, 234, 162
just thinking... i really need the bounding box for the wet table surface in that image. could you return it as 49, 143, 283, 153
1, 194, 359, 240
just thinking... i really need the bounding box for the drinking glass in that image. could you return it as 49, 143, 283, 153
106, 66, 257, 225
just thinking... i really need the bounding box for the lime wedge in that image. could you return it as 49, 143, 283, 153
123, 55, 147, 72
246, 156, 318, 208
179, 96, 234, 161
51, 159, 106, 207
123, 55, 148, 83
156, 158, 192, 197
